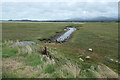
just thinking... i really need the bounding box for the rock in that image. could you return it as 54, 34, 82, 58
88, 48, 93, 52
78, 55, 83, 57
79, 55, 83, 57
110, 59, 114, 61
64, 29, 67, 31
86, 56, 91, 59
79, 58, 84, 62
115, 60, 118, 63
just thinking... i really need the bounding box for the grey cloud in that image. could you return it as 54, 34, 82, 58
1, 2, 118, 20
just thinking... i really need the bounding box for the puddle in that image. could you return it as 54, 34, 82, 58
11, 41, 36, 46
56, 27, 76, 42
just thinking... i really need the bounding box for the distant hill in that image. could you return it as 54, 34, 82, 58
1, 16, 118, 22
66, 16, 118, 22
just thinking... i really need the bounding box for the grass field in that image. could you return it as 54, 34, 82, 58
2, 22, 72, 41
1, 22, 119, 78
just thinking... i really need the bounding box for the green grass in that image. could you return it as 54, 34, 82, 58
2, 42, 95, 78
2, 22, 72, 41
66, 22, 118, 59
22, 53, 43, 66
3, 22, 117, 59
65, 22, 118, 73
2, 47, 18, 58
44, 64, 55, 73
2, 22, 119, 78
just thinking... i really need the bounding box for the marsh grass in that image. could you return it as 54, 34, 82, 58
2, 22, 119, 78
2, 22, 72, 41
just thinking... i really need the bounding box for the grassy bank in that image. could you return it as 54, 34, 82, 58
2, 41, 118, 78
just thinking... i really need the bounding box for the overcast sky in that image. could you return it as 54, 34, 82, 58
1, 1, 118, 20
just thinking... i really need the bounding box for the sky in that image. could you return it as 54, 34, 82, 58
0, 0, 118, 20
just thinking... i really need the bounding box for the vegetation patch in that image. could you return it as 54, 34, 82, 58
44, 64, 55, 73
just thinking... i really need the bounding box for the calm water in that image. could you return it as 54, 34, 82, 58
56, 27, 76, 42
12, 41, 36, 46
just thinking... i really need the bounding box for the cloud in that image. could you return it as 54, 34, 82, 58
1, 2, 118, 20
2, 0, 119, 2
